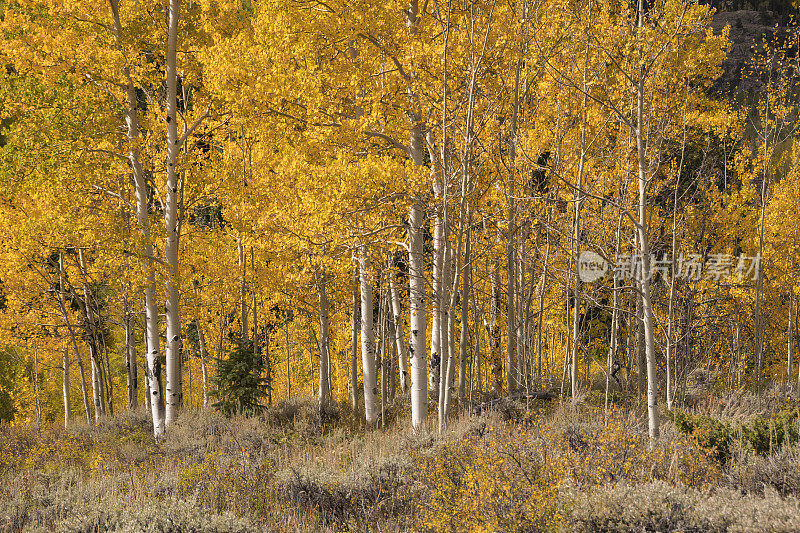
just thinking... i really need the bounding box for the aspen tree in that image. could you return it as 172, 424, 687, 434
317, 271, 332, 406
360, 246, 378, 425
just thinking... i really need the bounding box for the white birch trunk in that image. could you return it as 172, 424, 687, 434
58, 251, 91, 424
787, 296, 793, 394
389, 269, 409, 392
351, 263, 360, 411
570, 33, 591, 401
77, 249, 104, 422
239, 240, 248, 341
108, 0, 164, 437
405, 0, 429, 430
360, 247, 378, 424
430, 216, 443, 393
125, 300, 138, 410
164, 0, 183, 426
196, 320, 210, 408
317, 274, 332, 406
437, 242, 451, 432
409, 201, 428, 429
636, 0, 659, 445
458, 221, 471, 399
62, 341, 70, 428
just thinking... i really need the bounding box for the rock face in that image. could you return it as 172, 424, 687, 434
711, 10, 778, 93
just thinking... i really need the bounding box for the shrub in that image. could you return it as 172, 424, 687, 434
565, 480, 800, 532
729, 447, 800, 497
743, 405, 800, 455
414, 430, 563, 532
669, 410, 734, 462
277, 455, 414, 530
670, 404, 800, 460
54, 498, 256, 532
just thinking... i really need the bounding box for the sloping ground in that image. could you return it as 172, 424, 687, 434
711, 9, 779, 94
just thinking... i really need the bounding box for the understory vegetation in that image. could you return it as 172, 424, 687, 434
4, 393, 800, 532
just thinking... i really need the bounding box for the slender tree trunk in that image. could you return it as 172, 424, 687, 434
145, 359, 152, 413
430, 215, 443, 395
666, 101, 689, 410
32, 343, 41, 430
634, 240, 646, 397
351, 263, 360, 412
471, 299, 482, 399
389, 268, 409, 393
125, 298, 138, 410
406, 0, 429, 431
317, 273, 332, 406
285, 324, 291, 401
101, 338, 114, 416
58, 252, 91, 423
606, 289, 618, 412
360, 246, 378, 424
261, 318, 275, 407
409, 200, 428, 429
62, 340, 71, 428
536, 222, 550, 388
389, 309, 398, 400
438, 242, 452, 432
787, 295, 794, 394
239, 240, 248, 341
636, 0, 659, 444
380, 274, 388, 427
570, 32, 591, 400
489, 260, 503, 393
163, 0, 183, 427
386, 270, 398, 401
796, 303, 800, 395
88, 343, 103, 422
606, 212, 623, 410
666, 220, 679, 409
458, 220, 471, 399
77, 250, 105, 422
109, 0, 164, 436
754, 184, 767, 389
196, 320, 210, 408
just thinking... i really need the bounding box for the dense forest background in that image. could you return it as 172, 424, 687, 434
0, 0, 798, 434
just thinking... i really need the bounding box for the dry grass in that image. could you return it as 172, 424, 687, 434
2, 397, 800, 531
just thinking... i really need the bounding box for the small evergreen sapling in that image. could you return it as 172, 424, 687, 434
212, 335, 269, 416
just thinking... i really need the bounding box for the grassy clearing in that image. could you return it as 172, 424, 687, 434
3, 395, 800, 531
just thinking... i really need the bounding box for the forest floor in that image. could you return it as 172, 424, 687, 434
3, 389, 800, 532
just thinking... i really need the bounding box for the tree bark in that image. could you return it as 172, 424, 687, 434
458, 220, 471, 399
239, 240, 248, 341
430, 214, 444, 395
125, 298, 138, 410
351, 262, 360, 412
788, 295, 794, 394
489, 260, 503, 393
57, 251, 91, 424
317, 273, 332, 406
409, 200, 428, 429
360, 246, 378, 424
389, 268, 409, 393
108, 0, 165, 437
196, 320, 210, 408
77, 249, 105, 422
163, 0, 183, 427
62, 340, 71, 428
636, 0, 659, 445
